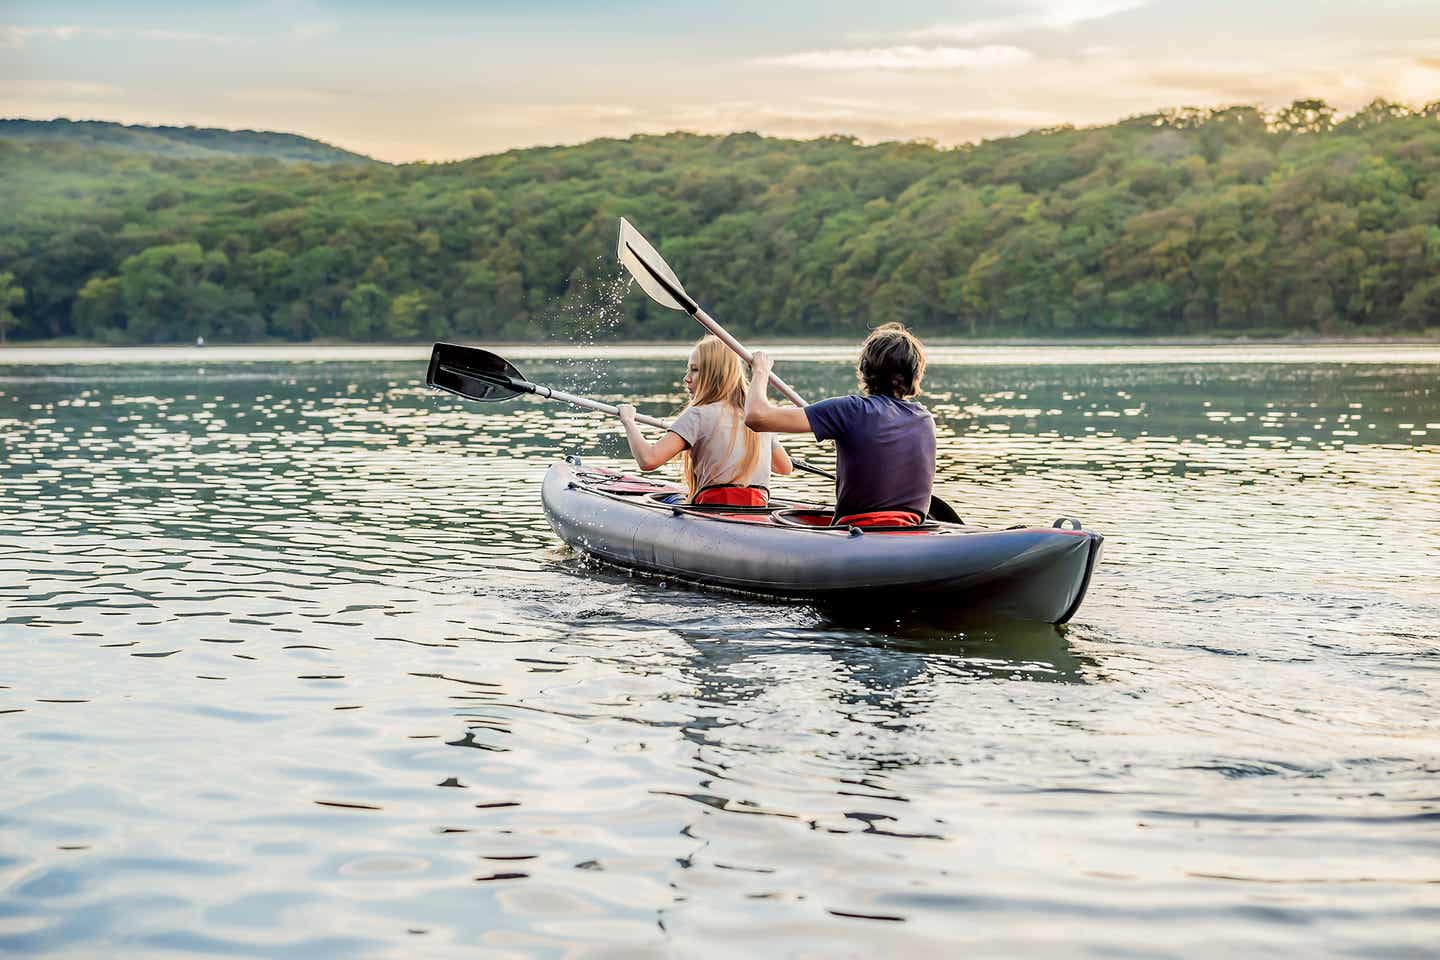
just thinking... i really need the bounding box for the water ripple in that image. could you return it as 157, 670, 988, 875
1, 348, 1437, 955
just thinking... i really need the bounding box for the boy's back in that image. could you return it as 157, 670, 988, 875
805, 394, 935, 520
745, 322, 938, 523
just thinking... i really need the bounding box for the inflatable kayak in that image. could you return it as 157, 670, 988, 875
542, 459, 1103, 623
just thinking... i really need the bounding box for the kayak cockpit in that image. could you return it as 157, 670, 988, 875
564, 461, 966, 535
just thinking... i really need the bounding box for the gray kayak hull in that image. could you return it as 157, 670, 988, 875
541, 461, 1102, 623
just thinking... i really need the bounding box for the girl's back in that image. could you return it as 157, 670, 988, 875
614, 335, 791, 503
670, 401, 771, 493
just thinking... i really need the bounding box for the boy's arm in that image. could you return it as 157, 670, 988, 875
744, 351, 812, 434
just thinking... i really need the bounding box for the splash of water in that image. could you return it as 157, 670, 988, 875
537, 260, 647, 399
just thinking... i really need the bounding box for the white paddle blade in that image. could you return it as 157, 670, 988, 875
617, 217, 692, 312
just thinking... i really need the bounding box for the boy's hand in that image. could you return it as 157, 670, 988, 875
617, 403, 636, 425
750, 351, 774, 381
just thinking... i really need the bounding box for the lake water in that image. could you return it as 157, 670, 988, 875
2, 344, 1437, 957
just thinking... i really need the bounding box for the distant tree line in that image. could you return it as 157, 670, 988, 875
2, 98, 1438, 344
0, 118, 372, 165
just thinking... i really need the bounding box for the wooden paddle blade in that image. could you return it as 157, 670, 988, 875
426, 343, 527, 403
618, 217, 695, 313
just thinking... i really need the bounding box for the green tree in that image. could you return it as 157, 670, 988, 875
387, 291, 426, 340
73, 275, 124, 341
341, 283, 391, 340
1338, 99, 1411, 132
1399, 276, 1440, 331
116, 242, 208, 342
5, 104, 1440, 343
0, 271, 24, 344
1271, 99, 1336, 135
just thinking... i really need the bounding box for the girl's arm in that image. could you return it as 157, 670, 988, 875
618, 404, 687, 471
770, 438, 793, 475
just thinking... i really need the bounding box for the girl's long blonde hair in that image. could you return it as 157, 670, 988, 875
681, 336, 763, 497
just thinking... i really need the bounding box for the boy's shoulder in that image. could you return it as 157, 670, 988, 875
817, 394, 930, 415
812, 393, 866, 408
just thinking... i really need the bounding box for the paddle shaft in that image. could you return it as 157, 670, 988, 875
692, 306, 808, 408
439, 363, 668, 429
439, 362, 837, 482
622, 237, 807, 408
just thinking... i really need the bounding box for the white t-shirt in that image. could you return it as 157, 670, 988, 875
668, 402, 773, 492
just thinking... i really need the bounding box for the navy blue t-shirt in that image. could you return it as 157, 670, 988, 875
804, 395, 935, 520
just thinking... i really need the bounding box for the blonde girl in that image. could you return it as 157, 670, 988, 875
617, 336, 792, 505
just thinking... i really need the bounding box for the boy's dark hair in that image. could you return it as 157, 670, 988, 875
857, 322, 926, 398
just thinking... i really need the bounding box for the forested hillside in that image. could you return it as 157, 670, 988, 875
0, 118, 373, 165
2, 99, 1438, 344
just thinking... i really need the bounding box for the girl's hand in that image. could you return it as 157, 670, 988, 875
617, 403, 636, 425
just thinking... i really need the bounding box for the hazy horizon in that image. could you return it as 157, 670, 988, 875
4, 0, 1438, 163
9, 95, 1434, 168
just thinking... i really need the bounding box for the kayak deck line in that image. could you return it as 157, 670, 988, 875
562, 464, 971, 537
541, 459, 1104, 624
565, 483, 951, 538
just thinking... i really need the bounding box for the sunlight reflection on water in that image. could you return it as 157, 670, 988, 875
1, 346, 1437, 957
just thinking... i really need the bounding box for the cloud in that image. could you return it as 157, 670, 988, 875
224, 87, 342, 106
0, 25, 81, 47
288, 21, 339, 42
134, 28, 237, 46
0, 80, 122, 98
1100, 54, 1391, 107
1381, 57, 1440, 104
754, 44, 1034, 72
1, 24, 239, 47
906, 0, 1147, 42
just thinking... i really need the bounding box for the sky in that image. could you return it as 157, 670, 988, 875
4, 0, 1439, 163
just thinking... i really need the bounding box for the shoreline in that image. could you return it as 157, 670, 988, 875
4, 333, 1439, 351
5, 341, 1440, 370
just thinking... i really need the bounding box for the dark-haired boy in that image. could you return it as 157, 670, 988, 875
745, 323, 936, 525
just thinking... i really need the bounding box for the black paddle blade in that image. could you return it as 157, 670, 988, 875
426, 343, 526, 403
928, 495, 964, 525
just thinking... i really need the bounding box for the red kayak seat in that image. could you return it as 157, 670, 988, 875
693, 484, 769, 507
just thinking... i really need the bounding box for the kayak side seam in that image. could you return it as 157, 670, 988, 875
558, 534, 1067, 602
